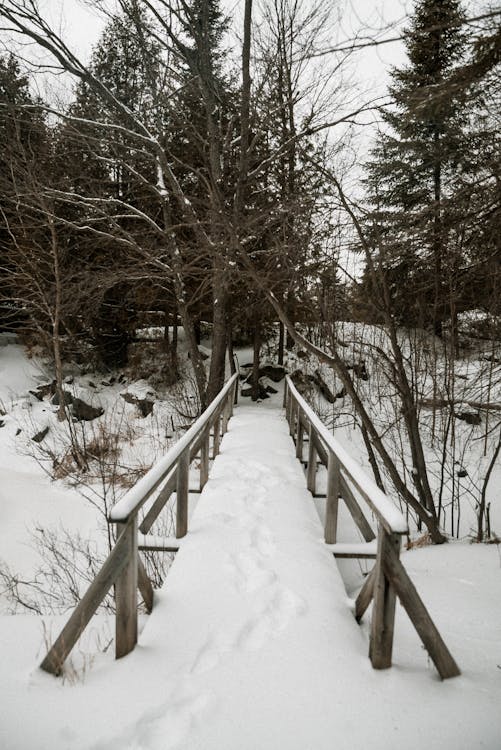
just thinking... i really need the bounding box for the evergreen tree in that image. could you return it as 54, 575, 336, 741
364, 0, 470, 333
0, 55, 48, 330
53, 3, 165, 366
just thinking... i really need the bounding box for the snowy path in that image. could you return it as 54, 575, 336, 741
94, 403, 370, 750
2, 401, 501, 750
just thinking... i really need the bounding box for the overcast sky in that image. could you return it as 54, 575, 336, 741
21, 0, 410, 103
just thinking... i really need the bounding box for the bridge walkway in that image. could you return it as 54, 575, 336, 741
98, 400, 372, 750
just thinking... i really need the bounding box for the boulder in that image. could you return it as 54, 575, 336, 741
260, 377, 278, 394
347, 361, 369, 381
51, 390, 73, 407
241, 383, 269, 400
72, 397, 104, 422
290, 369, 311, 395
311, 370, 335, 403
259, 364, 286, 382
32, 425, 49, 443
120, 381, 157, 417
30, 381, 56, 402
455, 410, 481, 426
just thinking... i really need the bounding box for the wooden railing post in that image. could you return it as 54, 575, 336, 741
40, 528, 130, 675
324, 452, 340, 543
369, 526, 399, 669
176, 447, 190, 538
295, 409, 304, 460
115, 517, 138, 659
283, 378, 288, 409
307, 423, 317, 494
285, 387, 292, 426
213, 413, 221, 458
222, 395, 231, 434
200, 424, 210, 490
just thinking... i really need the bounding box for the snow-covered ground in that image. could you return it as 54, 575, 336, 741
1, 399, 501, 749
1, 333, 501, 749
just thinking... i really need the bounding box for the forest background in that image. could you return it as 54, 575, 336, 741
0, 0, 499, 570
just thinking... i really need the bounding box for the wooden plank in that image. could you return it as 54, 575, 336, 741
340, 475, 376, 542
332, 551, 377, 559
324, 452, 340, 544
137, 557, 154, 613
138, 534, 181, 552
40, 527, 131, 675
176, 447, 190, 538
306, 422, 317, 494
326, 540, 377, 558
355, 566, 376, 622
115, 517, 138, 659
383, 543, 460, 679
369, 528, 399, 670
200, 425, 210, 490
139, 468, 177, 534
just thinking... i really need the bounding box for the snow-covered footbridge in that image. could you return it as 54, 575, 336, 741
40, 374, 459, 744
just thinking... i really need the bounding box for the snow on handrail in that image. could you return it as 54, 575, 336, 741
110, 374, 238, 522
285, 376, 408, 535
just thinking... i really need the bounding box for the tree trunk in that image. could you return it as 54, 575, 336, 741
228, 328, 236, 376
278, 321, 285, 365
206, 266, 228, 404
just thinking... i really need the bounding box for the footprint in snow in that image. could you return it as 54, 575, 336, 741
229, 549, 277, 593
91, 687, 212, 750
191, 635, 227, 676
250, 524, 276, 557
236, 587, 307, 652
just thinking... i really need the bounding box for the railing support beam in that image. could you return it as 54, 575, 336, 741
369, 527, 399, 669
176, 447, 190, 538
325, 452, 340, 544
115, 517, 138, 660
307, 423, 317, 494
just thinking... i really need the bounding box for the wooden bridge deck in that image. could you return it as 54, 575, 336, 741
95, 402, 373, 749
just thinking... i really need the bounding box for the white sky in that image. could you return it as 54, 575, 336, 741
15, 0, 410, 103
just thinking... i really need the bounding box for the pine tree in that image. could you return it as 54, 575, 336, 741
0, 55, 48, 330
365, 0, 469, 333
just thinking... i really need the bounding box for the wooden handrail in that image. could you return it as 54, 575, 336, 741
41, 374, 239, 676
285, 376, 407, 535
110, 374, 238, 522
284, 375, 460, 680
